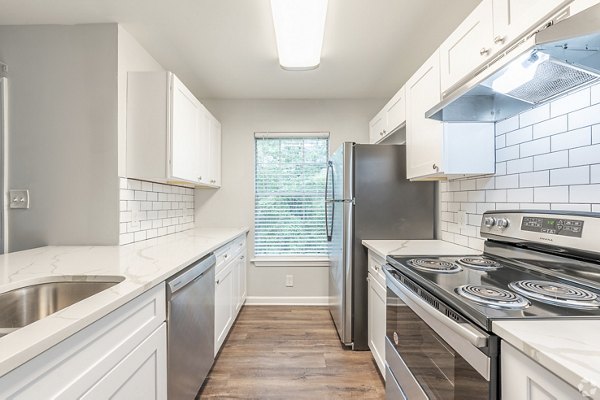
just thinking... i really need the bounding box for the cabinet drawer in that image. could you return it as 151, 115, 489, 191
230, 236, 246, 258
0, 284, 166, 398
368, 252, 386, 288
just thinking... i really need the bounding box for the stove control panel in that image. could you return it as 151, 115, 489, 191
521, 216, 584, 238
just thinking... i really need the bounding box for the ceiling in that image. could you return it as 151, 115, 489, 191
0, 0, 479, 100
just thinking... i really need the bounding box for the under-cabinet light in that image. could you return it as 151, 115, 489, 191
491, 51, 550, 94
270, 0, 328, 70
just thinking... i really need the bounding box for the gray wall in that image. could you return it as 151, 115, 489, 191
0, 24, 119, 251
195, 99, 383, 302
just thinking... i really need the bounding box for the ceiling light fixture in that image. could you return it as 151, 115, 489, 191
270, 0, 328, 71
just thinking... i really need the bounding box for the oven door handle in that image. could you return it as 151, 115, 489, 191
384, 267, 488, 349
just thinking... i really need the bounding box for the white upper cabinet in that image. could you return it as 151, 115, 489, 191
406, 50, 495, 180
406, 50, 443, 179
126, 71, 221, 188
492, 0, 573, 51
440, 0, 495, 94
369, 86, 406, 144
440, 0, 573, 94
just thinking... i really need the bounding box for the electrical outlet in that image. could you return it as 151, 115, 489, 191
285, 275, 294, 287
457, 211, 467, 227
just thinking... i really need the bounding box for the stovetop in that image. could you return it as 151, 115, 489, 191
386, 242, 600, 331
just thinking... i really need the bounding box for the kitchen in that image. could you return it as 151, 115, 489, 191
1, 0, 600, 399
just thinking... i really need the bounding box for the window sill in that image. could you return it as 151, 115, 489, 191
251, 257, 330, 267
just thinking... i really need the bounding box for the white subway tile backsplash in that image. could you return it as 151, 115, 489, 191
520, 138, 550, 157
440, 83, 600, 252
486, 190, 507, 202
507, 188, 534, 203
506, 126, 533, 146
568, 102, 600, 129
550, 166, 590, 186
593, 125, 600, 144
507, 157, 533, 174
551, 127, 591, 151
592, 164, 600, 183
569, 144, 600, 166
520, 104, 549, 127
119, 178, 195, 245
496, 115, 519, 135
534, 186, 569, 203
570, 184, 600, 203
519, 171, 549, 187
495, 174, 519, 189
532, 115, 567, 139
534, 151, 569, 171
551, 88, 590, 118
497, 145, 520, 162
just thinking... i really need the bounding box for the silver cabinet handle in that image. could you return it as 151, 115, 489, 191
224, 254, 228, 259
432, 164, 439, 171
216, 279, 221, 285
198, 176, 202, 181
240, 255, 245, 260
480, 47, 490, 56
493, 35, 505, 45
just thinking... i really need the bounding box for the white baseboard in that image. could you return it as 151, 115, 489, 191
245, 296, 329, 306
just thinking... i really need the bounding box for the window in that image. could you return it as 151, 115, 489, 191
254, 134, 329, 257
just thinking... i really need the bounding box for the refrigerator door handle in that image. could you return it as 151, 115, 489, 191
325, 161, 334, 241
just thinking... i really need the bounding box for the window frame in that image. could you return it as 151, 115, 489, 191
252, 132, 330, 264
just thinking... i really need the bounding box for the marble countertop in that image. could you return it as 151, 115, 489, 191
0, 226, 248, 377
362, 239, 481, 259
493, 320, 600, 399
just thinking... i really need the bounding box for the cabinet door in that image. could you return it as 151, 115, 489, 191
493, 0, 572, 50
369, 111, 386, 144
81, 324, 167, 400
170, 75, 200, 183
406, 50, 444, 180
208, 116, 222, 187
197, 105, 211, 185
215, 263, 234, 355
239, 251, 247, 305
368, 273, 386, 378
385, 86, 406, 133
501, 342, 582, 400
234, 251, 247, 315
439, 0, 494, 93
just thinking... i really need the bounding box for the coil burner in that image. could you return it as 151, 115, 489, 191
456, 285, 530, 310
456, 257, 503, 271
509, 280, 600, 310
406, 258, 462, 274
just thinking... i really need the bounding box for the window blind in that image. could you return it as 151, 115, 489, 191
254, 136, 329, 256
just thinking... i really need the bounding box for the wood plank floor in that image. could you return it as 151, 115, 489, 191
198, 306, 385, 399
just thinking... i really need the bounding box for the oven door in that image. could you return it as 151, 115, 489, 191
384, 266, 498, 400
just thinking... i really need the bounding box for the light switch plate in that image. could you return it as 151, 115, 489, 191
9, 190, 30, 209
457, 210, 467, 227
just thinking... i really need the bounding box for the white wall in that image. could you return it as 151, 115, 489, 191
195, 99, 383, 303
0, 24, 119, 252
440, 84, 600, 251
117, 26, 163, 177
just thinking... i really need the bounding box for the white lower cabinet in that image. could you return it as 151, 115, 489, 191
214, 235, 247, 356
367, 251, 387, 378
501, 341, 582, 400
0, 284, 167, 399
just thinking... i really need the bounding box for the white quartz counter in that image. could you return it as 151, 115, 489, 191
0, 226, 248, 377
362, 239, 480, 259
493, 320, 600, 399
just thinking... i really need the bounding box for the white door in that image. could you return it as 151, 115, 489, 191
0, 76, 6, 254
81, 324, 167, 400
385, 86, 406, 133
439, 0, 494, 93
170, 76, 200, 183
215, 263, 233, 354
369, 111, 386, 143
197, 105, 211, 185
406, 50, 444, 180
492, 0, 572, 50
368, 273, 386, 377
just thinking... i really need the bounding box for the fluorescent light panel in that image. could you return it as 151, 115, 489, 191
270, 0, 328, 70
491, 51, 549, 94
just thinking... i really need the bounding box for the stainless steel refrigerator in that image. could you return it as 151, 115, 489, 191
325, 143, 435, 350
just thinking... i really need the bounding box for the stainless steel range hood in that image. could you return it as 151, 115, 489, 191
427, 4, 600, 122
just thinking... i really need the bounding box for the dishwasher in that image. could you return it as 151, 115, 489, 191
166, 253, 216, 400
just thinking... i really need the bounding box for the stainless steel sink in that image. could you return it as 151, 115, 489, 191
0, 276, 125, 337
